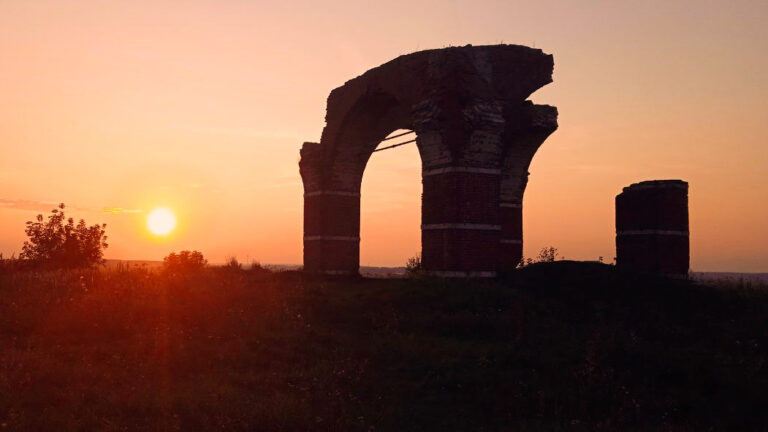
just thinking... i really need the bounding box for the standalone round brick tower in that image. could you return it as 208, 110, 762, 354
299, 45, 558, 276
615, 180, 689, 275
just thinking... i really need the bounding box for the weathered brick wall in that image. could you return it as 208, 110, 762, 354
421, 170, 501, 273
421, 171, 500, 224
302, 192, 361, 273
303, 238, 359, 274
422, 230, 500, 273
499, 203, 523, 271
615, 180, 690, 275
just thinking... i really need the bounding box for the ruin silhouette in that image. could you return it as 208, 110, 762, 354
616, 180, 690, 275
299, 44, 557, 276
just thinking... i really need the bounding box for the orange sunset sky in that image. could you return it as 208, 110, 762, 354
1, 0, 766, 271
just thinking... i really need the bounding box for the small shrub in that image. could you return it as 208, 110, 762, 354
518, 246, 560, 269
249, 260, 272, 273
516, 257, 534, 269
162, 250, 207, 274
224, 256, 242, 270
536, 246, 559, 263
405, 253, 422, 276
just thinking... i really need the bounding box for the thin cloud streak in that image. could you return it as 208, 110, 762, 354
103, 207, 144, 214
0, 199, 142, 215
0, 198, 63, 212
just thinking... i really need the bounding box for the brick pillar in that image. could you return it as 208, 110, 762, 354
303, 191, 360, 275
300, 141, 361, 275
415, 100, 506, 277
421, 167, 501, 276
615, 180, 689, 275
499, 104, 558, 270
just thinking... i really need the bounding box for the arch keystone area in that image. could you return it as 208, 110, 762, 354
299, 44, 558, 276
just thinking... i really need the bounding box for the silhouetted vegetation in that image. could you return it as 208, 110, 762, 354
162, 250, 207, 275
0, 262, 766, 430
0, 253, 20, 274
246, 260, 273, 276
19, 203, 108, 269
224, 256, 242, 270
405, 253, 422, 276
518, 245, 561, 268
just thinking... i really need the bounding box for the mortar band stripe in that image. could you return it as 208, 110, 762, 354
304, 236, 360, 241
617, 230, 688, 236
421, 223, 501, 231
500, 239, 522, 244
304, 191, 360, 197
422, 167, 502, 177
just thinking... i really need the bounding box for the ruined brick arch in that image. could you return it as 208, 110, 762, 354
324, 91, 417, 193
300, 44, 558, 276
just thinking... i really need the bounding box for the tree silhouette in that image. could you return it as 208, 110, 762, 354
20, 203, 108, 269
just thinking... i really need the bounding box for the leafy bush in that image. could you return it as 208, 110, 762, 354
19, 203, 108, 269
162, 250, 207, 274
536, 246, 560, 263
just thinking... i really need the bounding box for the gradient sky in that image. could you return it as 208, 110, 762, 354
1, 0, 766, 271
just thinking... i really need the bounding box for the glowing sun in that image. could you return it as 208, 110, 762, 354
147, 208, 176, 236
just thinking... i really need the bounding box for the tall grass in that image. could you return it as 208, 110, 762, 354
1, 262, 767, 430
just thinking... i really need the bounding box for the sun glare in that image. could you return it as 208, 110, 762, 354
147, 208, 176, 236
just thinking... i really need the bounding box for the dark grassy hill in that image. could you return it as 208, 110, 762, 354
1, 262, 766, 430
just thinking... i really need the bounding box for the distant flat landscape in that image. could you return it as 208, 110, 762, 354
691, 272, 768, 283
105, 260, 768, 282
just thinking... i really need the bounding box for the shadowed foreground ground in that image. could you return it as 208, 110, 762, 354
1, 262, 767, 430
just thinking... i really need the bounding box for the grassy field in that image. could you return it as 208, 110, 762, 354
1, 261, 767, 430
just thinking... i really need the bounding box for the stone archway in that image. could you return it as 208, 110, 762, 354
299, 44, 558, 276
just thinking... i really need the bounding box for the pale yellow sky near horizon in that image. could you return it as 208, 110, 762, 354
1, 0, 766, 271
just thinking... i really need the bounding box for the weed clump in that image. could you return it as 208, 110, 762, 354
405, 253, 422, 276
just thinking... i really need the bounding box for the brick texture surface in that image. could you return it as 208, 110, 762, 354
616, 180, 689, 275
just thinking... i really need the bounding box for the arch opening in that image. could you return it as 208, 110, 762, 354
360, 129, 422, 272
